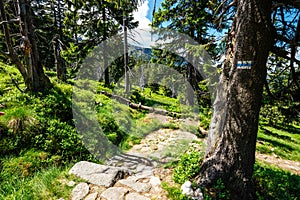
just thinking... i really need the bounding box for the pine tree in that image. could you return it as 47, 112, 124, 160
196, 0, 300, 198
152, 0, 218, 105
0, 0, 52, 92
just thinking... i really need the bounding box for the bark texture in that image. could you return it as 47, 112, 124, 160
196, 1, 274, 199
0, 0, 51, 92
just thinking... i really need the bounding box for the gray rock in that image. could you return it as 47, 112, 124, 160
193, 188, 204, 200
118, 179, 151, 193
181, 181, 203, 200
149, 176, 161, 186
181, 181, 193, 196
71, 182, 89, 200
69, 161, 130, 187
100, 187, 128, 200
125, 193, 150, 200
135, 165, 154, 178
67, 181, 76, 187
84, 192, 98, 200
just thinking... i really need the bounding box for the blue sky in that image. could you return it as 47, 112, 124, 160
133, 1, 299, 60
133, 0, 163, 28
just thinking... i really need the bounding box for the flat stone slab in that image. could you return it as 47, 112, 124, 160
69, 161, 130, 187
71, 182, 89, 200
118, 179, 151, 193
84, 192, 98, 200
125, 193, 150, 200
101, 187, 128, 200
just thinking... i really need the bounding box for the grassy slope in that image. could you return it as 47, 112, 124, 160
0, 63, 299, 199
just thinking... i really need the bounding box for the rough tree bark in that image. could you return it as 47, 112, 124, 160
0, 0, 51, 92
52, 1, 67, 82
196, 0, 274, 199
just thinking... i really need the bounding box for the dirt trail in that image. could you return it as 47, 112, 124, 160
143, 113, 300, 176
256, 153, 300, 175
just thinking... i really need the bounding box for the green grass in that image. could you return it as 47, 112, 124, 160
257, 125, 300, 162
162, 182, 192, 200
254, 162, 300, 200
0, 164, 76, 200
1, 61, 300, 199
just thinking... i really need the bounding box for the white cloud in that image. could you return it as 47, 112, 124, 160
128, 28, 157, 48
130, 1, 156, 48
133, 0, 151, 29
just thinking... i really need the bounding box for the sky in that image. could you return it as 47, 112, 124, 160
132, 1, 299, 61
133, 0, 163, 29
130, 0, 164, 48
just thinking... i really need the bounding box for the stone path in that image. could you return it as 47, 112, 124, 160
67, 113, 202, 200
66, 113, 300, 200
69, 161, 166, 200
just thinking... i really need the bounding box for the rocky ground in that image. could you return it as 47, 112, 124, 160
66, 113, 300, 200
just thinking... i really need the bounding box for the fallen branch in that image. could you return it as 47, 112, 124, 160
100, 91, 181, 117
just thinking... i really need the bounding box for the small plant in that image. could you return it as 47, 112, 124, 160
163, 122, 179, 130
173, 151, 203, 184
162, 182, 192, 200
202, 179, 230, 200
5, 107, 36, 135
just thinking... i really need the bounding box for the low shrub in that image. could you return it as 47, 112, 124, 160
33, 119, 91, 162
0, 149, 60, 178
162, 182, 192, 200
173, 151, 203, 184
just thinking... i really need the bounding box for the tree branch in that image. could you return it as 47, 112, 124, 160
215, 1, 236, 28
100, 91, 181, 117
271, 47, 300, 66
289, 15, 300, 89
264, 79, 278, 99
0, 18, 20, 25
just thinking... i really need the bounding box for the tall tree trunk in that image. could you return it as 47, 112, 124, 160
196, 0, 274, 199
18, 0, 51, 91
52, 0, 67, 82
186, 63, 195, 106
102, 1, 109, 86
0, 0, 27, 80
123, 14, 130, 94
0, 0, 51, 92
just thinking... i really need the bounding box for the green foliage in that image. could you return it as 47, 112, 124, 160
1, 150, 60, 178
33, 119, 90, 161
199, 107, 212, 130
202, 179, 230, 200
254, 162, 300, 200
4, 107, 36, 134
0, 164, 75, 200
173, 151, 203, 184
257, 126, 300, 162
162, 182, 192, 200
33, 85, 73, 123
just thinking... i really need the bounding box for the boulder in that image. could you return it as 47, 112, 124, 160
69, 161, 130, 187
